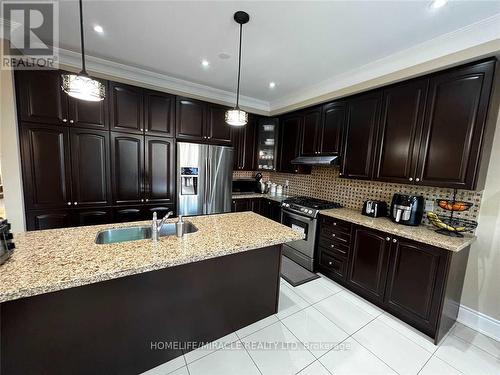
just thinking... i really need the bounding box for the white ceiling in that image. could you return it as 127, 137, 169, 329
54, 0, 500, 112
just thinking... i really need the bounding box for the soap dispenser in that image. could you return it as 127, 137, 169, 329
176, 215, 184, 237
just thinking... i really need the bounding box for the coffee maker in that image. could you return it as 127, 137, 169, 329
390, 194, 424, 226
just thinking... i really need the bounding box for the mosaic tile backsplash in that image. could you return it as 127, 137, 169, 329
233, 167, 482, 226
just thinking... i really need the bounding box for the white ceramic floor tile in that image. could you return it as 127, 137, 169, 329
140, 355, 185, 375
168, 367, 189, 375
241, 321, 315, 375
452, 322, 500, 358
281, 306, 349, 358
236, 314, 280, 339
435, 334, 500, 375
418, 356, 463, 375
187, 345, 260, 375
317, 274, 346, 292
377, 313, 438, 353
292, 278, 340, 304
335, 289, 384, 317
320, 339, 397, 374
297, 360, 332, 375
314, 293, 375, 334
276, 284, 310, 320
353, 318, 432, 374
184, 332, 239, 364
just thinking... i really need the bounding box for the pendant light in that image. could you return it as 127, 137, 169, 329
225, 11, 249, 127
61, 0, 105, 101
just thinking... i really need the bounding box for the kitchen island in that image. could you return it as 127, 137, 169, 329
0, 212, 302, 375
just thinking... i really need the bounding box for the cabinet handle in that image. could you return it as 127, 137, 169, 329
73, 202, 78, 205
62, 119, 67, 123
67, 202, 72, 206
140, 128, 144, 132
330, 244, 335, 248
145, 129, 149, 132
392, 238, 397, 243
207, 136, 211, 139
141, 199, 144, 202
145, 199, 149, 202
415, 178, 420, 182
386, 237, 390, 241
328, 261, 333, 266
409, 177, 413, 182
69, 120, 74, 124
332, 234, 336, 237
339, 172, 343, 176
333, 222, 337, 226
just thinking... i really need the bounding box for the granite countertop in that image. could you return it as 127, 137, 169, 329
320, 208, 475, 252
0, 212, 303, 303
232, 193, 292, 203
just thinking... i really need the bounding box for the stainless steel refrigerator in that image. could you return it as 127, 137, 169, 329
177, 142, 233, 216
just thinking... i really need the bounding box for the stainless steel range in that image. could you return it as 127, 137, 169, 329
281, 196, 342, 271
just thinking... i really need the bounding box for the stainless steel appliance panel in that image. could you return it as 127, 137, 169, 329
207, 145, 233, 214
177, 142, 208, 216
281, 209, 318, 259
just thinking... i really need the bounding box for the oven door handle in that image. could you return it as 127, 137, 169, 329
282, 209, 314, 222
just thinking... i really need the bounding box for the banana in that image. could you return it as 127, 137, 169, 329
427, 212, 458, 232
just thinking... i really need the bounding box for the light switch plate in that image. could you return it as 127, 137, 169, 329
425, 199, 434, 212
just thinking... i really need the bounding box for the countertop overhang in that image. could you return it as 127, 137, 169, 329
0, 212, 303, 303
320, 208, 475, 252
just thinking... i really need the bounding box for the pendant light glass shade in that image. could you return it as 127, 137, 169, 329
225, 108, 248, 126
62, 74, 105, 101
61, 0, 105, 102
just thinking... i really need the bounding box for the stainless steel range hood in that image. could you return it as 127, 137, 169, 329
290, 155, 339, 166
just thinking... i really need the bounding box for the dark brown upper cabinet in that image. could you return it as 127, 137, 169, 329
415, 61, 495, 190
144, 136, 175, 204
231, 115, 256, 170
110, 82, 144, 134
144, 90, 175, 137
319, 102, 346, 155
20, 123, 72, 209
348, 226, 391, 303
277, 113, 302, 173
110, 132, 145, 205
207, 104, 232, 145
68, 89, 109, 130
340, 91, 382, 179
15, 70, 68, 125
374, 79, 428, 184
70, 128, 111, 207
299, 107, 322, 156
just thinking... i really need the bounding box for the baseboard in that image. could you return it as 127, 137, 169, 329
457, 304, 500, 342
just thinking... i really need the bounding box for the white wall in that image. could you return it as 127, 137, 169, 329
0, 58, 26, 232
460, 108, 500, 326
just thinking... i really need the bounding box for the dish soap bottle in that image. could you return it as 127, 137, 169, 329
176, 215, 184, 237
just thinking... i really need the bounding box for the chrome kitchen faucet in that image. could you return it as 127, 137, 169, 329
151, 211, 174, 242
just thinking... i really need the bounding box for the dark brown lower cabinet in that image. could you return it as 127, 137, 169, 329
26, 210, 73, 230
114, 204, 175, 223
230, 198, 281, 222
317, 218, 470, 344
231, 199, 251, 212
74, 208, 113, 227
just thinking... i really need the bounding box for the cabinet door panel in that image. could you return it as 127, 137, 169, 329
73, 208, 112, 227
68, 80, 108, 129
417, 62, 494, 189
142, 204, 175, 220
374, 79, 428, 183
348, 227, 390, 302
300, 108, 321, 156
70, 129, 111, 206
15, 70, 68, 124
26, 210, 72, 231
278, 114, 302, 173
111, 133, 144, 205
145, 90, 175, 137
384, 239, 447, 333
110, 83, 143, 133
207, 104, 232, 145
341, 92, 381, 179
20, 124, 71, 209
176, 97, 205, 141
113, 206, 143, 223
231, 199, 251, 212
145, 137, 175, 204
320, 102, 345, 155
241, 116, 256, 170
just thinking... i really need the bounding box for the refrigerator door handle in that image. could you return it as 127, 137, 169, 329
204, 156, 209, 214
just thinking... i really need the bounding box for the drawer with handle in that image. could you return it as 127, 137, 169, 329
319, 250, 346, 279
318, 240, 349, 257
320, 216, 352, 234
320, 227, 351, 244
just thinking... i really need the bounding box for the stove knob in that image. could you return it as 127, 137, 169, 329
300, 208, 305, 212
286, 204, 290, 208
308, 210, 313, 214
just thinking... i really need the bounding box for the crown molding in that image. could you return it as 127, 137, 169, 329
269, 13, 500, 115
56, 48, 270, 114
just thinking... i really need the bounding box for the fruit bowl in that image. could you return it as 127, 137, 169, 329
427, 212, 477, 237
435, 199, 473, 212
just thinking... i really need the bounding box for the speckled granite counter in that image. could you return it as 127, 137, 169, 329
320, 208, 475, 252
0, 212, 303, 303
232, 193, 291, 202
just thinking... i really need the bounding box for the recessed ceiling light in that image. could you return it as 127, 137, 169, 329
93, 25, 104, 33
429, 0, 448, 10
269, 82, 276, 89
201, 59, 210, 67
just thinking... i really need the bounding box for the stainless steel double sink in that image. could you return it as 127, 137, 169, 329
95, 222, 198, 244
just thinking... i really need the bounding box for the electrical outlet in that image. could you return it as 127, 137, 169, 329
425, 200, 434, 212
